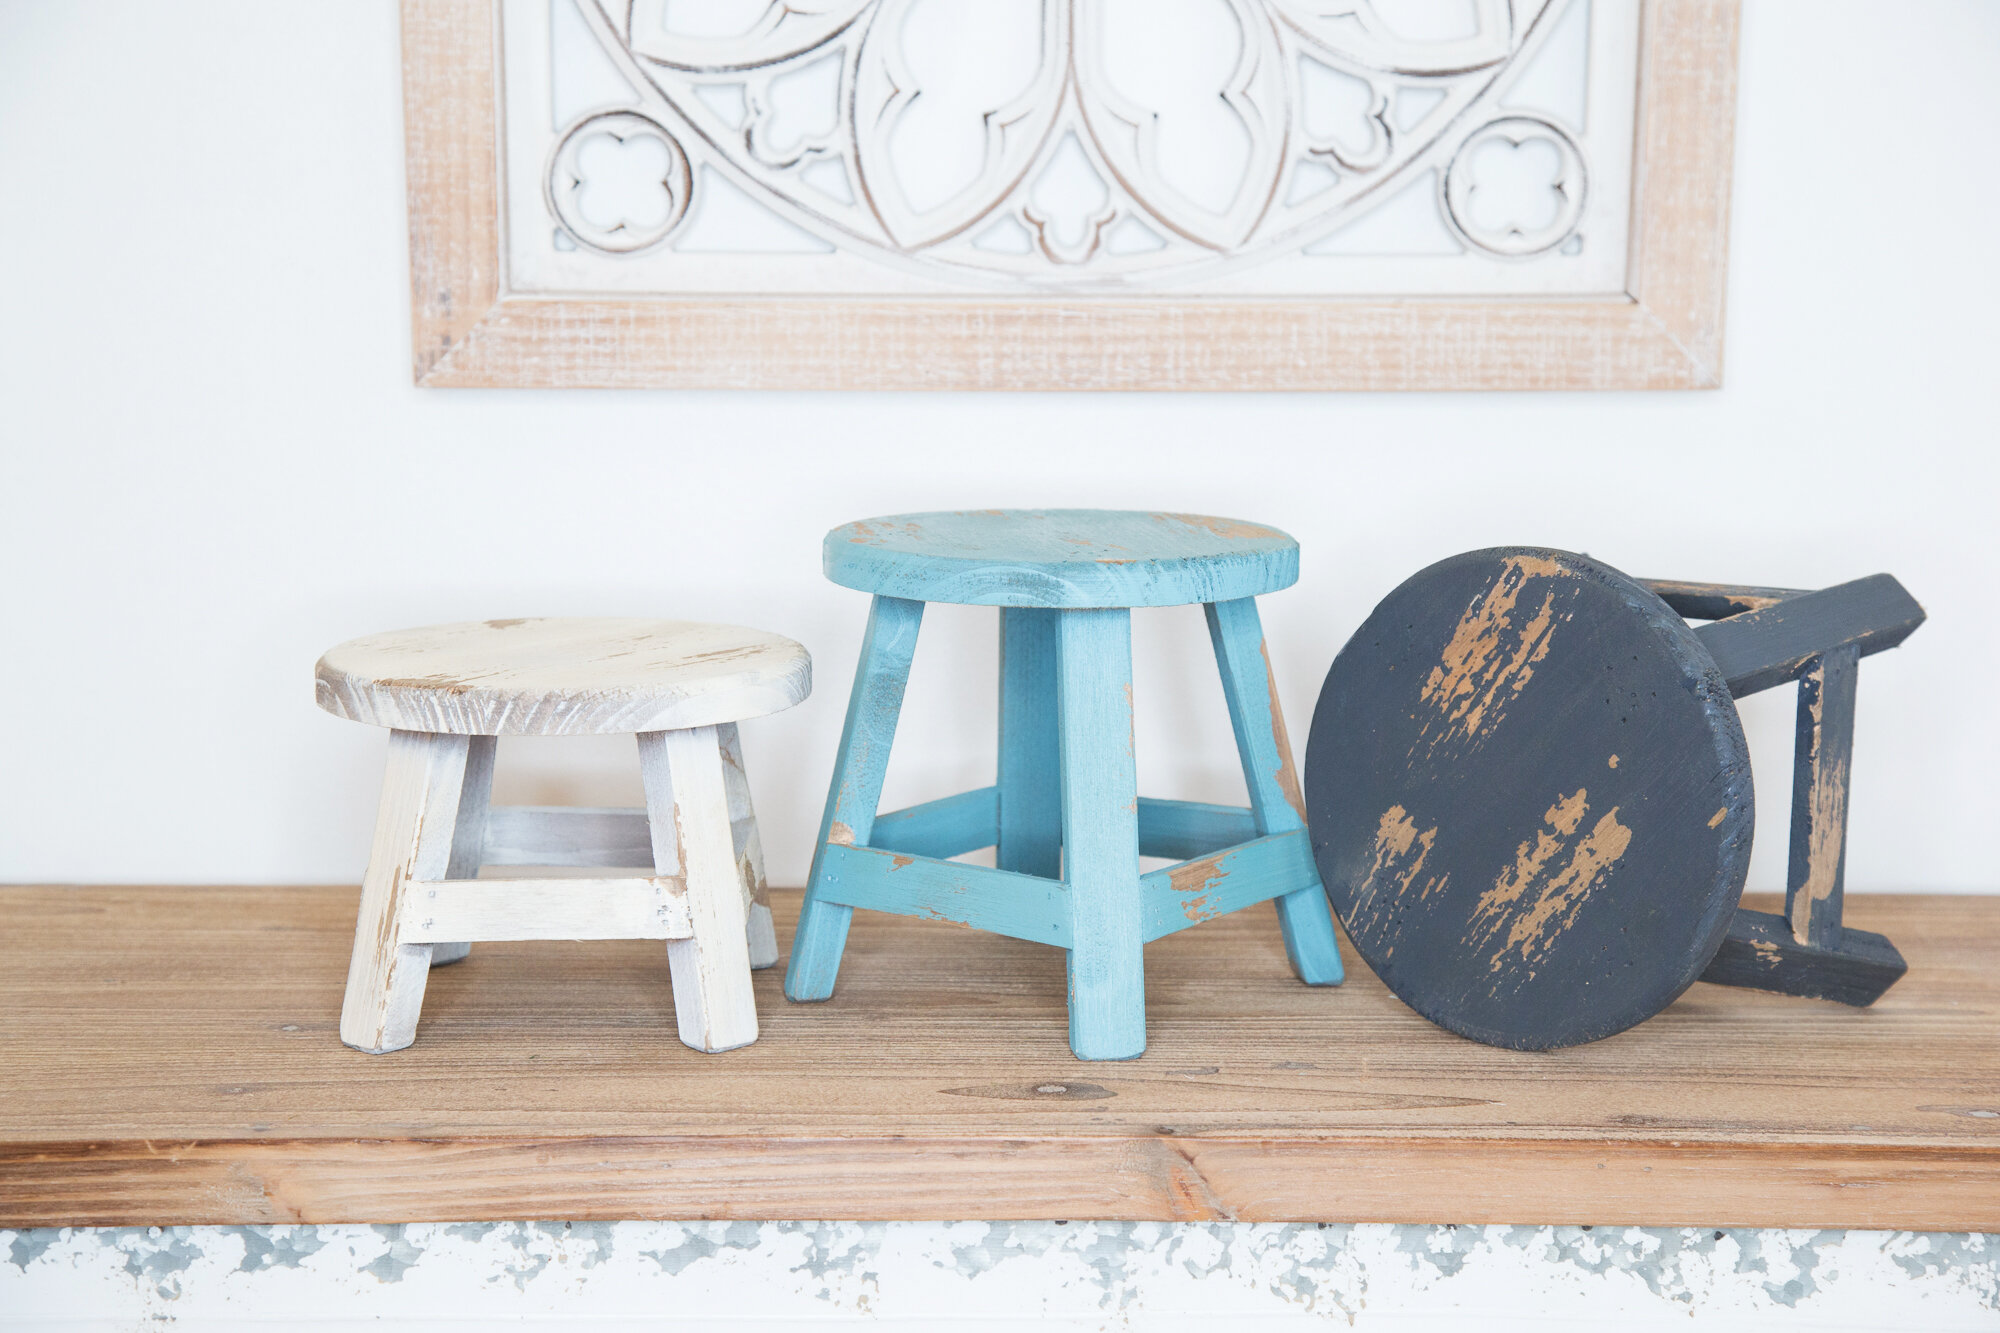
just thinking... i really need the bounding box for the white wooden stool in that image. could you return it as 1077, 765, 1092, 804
315, 618, 812, 1055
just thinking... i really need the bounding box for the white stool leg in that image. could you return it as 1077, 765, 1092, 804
430, 734, 495, 967
718, 722, 779, 970
640, 726, 759, 1053
340, 729, 470, 1053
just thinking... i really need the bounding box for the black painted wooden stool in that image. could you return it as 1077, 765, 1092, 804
1303, 547, 1924, 1050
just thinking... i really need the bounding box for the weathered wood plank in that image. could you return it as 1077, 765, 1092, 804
399, 877, 691, 943
1, 887, 1995, 1228
6, 1134, 1996, 1230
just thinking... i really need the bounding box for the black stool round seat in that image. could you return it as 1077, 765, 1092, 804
1304, 548, 1755, 1050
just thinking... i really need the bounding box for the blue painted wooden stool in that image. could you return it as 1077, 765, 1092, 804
784, 510, 1344, 1060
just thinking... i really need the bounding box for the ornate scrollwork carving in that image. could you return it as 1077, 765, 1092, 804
1442, 115, 1586, 258
545, 110, 693, 254
550, 0, 1591, 283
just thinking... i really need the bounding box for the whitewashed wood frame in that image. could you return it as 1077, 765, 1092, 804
403, 0, 1738, 389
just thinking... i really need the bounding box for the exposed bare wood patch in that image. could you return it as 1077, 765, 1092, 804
1473, 797, 1634, 976
1415, 559, 1567, 754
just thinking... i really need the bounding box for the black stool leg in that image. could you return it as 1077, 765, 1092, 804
1700, 643, 1907, 1004
1647, 575, 1922, 1006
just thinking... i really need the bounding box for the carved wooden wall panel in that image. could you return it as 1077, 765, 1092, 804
403, 0, 1737, 388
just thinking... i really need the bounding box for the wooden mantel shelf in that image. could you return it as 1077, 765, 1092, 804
1, 886, 1995, 1228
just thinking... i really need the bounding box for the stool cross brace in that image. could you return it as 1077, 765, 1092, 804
340, 723, 777, 1055
786, 594, 1343, 1060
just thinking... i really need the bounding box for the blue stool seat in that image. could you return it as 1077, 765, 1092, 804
825, 509, 1300, 608
787, 509, 1344, 1060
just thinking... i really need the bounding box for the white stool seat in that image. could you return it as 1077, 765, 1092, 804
315, 617, 812, 736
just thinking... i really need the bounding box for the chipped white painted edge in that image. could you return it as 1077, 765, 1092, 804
428, 732, 495, 966
339, 730, 468, 1054
720, 721, 780, 970
314, 619, 813, 737
640, 726, 761, 1053
401, 0, 1737, 390
397, 876, 692, 942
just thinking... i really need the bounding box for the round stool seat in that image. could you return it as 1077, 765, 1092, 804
1303, 548, 1755, 1050
824, 509, 1298, 608
315, 618, 812, 736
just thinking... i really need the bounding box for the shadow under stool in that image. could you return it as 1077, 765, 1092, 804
785, 510, 1344, 1060
315, 617, 811, 1055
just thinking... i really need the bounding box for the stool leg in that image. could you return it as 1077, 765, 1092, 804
1204, 598, 1344, 986
641, 726, 759, 1053
786, 595, 925, 1002
998, 607, 1062, 878
718, 721, 779, 970
1057, 608, 1146, 1061
340, 729, 470, 1053
430, 733, 495, 967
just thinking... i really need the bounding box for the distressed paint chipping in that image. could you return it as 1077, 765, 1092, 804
1473, 794, 1634, 974
1260, 638, 1309, 823
1168, 851, 1228, 897
1416, 557, 1568, 755
1157, 513, 1287, 542
1791, 674, 1851, 946
3, 1224, 1993, 1325
1347, 804, 1442, 932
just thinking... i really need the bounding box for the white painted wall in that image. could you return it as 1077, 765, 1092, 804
1, 0, 1995, 896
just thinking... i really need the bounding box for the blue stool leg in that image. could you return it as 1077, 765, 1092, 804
1056, 608, 1146, 1060
998, 607, 1062, 879
785, 595, 924, 1002
1204, 597, 1345, 986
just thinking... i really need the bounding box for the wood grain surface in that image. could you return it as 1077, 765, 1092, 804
315, 618, 812, 736
1, 886, 1995, 1227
